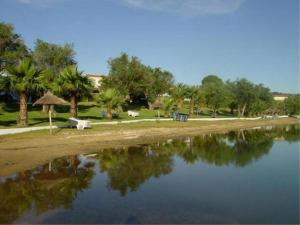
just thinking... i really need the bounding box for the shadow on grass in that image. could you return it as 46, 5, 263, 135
79, 116, 103, 120
0, 120, 17, 127
29, 117, 68, 126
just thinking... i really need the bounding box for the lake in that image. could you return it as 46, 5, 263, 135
0, 125, 299, 224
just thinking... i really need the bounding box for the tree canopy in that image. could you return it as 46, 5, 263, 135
0, 22, 28, 71
102, 53, 174, 107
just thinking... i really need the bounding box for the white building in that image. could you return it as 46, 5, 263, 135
85, 74, 104, 89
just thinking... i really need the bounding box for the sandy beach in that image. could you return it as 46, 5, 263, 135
0, 118, 298, 176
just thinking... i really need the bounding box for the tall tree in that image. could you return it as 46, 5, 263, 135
284, 95, 300, 115
228, 79, 273, 117
144, 67, 174, 109
171, 83, 188, 108
103, 53, 146, 102
0, 58, 41, 126
161, 96, 174, 117
201, 75, 228, 116
186, 85, 201, 115
228, 79, 256, 117
103, 53, 174, 107
0, 22, 28, 72
33, 39, 76, 111
55, 66, 93, 118
248, 84, 273, 116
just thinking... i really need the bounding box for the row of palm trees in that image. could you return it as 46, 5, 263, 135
1, 58, 93, 126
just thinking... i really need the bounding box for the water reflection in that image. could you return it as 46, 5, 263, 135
0, 156, 95, 224
98, 146, 173, 196
0, 125, 299, 224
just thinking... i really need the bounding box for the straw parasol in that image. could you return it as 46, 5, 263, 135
33, 91, 68, 134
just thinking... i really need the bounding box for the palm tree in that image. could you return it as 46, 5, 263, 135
186, 85, 201, 115
55, 66, 93, 118
99, 88, 124, 119
1, 58, 41, 126
171, 83, 187, 108
161, 96, 174, 117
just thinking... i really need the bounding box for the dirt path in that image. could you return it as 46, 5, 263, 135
0, 118, 298, 176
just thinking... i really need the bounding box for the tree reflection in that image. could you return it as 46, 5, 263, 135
0, 155, 95, 224
98, 125, 299, 196
0, 125, 299, 223
98, 146, 173, 196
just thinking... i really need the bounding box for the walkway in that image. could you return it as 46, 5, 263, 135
0, 116, 289, 136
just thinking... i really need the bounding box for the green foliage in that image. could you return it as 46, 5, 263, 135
145, 67, 174, 104
284, 95, 300, 115
2, 58, 41, 94
98, 88, 124, 118
0, 22, 28, 71
201, 75, 229, 114
161, 96, 174, 116
102, 53, 174, 106
33, 39, 76, 91
227, 79, 273, 117
201, 75, 223, 86
55, 66, 93, 98
171, 83, 188, 108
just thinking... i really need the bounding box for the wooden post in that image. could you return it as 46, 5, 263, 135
49, 106, 52, 134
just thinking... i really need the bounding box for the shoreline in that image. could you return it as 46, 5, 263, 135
0, 118, 299, 176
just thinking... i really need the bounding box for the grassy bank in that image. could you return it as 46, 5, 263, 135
0, 101, 234, 128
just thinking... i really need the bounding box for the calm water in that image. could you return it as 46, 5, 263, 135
0, 125, 299, 224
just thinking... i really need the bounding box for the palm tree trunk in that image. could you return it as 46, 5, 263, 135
189, 99, 194, 115
70, 94, 78, 118
177, 99, 183, 108
19, 91, 28, 126
106, 107, 112, 119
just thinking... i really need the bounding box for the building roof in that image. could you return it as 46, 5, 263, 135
85, 74, 105, 78
272, 92, 289, 97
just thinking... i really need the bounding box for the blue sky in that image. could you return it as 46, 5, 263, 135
1, 0, 299, 93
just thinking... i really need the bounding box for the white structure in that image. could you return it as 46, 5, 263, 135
85, 74, 104, 89
128, 111, 140, 117
272, 93, 289, 101
68, 117, 91, 130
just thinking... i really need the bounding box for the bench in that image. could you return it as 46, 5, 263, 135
173, 112, 189, 122
68, 117, 91, 130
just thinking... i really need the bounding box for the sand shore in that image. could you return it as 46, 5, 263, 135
0, 117, 298, 176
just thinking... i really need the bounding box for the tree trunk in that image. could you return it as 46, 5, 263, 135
241, 104, 247, 117
164, 110, 169, 117
19, 92, 28, 126
212, 108, 217, 118
189, 99, 194, 115
177, 99, 183, 108
237, 106, 241, 117
106, 107, 112, 119
70, 94, 78, 118
148, 101, 153, 110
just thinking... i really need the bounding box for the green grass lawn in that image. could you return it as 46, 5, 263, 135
0, 101, 234, 128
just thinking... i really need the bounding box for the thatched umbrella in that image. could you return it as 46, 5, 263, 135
33, 91, 68, 134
